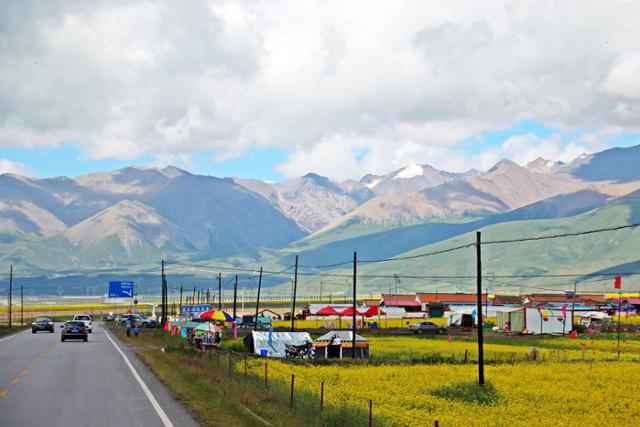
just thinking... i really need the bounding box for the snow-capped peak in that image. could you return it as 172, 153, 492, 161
365, 178, 381, 189
393, 164, 423, 180
524, 157, 565, 174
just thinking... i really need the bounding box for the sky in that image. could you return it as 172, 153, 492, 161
1, 1, 639, 182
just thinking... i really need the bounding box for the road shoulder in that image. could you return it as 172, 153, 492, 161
102, 324, 200, 427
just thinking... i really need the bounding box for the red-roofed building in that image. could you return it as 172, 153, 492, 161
417, 293, 487, 305
492, 295, 524, 306
380, 294, 422, 312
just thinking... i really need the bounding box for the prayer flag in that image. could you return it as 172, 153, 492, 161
170, 325, 177, 336
614, 275, 622, 289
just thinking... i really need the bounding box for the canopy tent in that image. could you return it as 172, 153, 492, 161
244, 331, 313, 358
362, 306, 386, 317
314, 330, 369, 359
339, 306, 366, 316
316, 306, 340, 316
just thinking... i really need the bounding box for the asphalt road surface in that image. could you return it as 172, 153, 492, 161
0, 323, 198, 427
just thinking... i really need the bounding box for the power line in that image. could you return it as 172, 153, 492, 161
359, 243, 476, 263
482, 222, 640, 245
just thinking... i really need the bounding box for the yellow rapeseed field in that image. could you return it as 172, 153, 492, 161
245, 359, 640, 426
367, 336, 640, 361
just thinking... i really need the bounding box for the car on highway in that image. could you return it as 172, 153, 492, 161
72, 314, 93, 333
32, 316, 55, 333
409, 321, 447, 334
60, 321, 88, 342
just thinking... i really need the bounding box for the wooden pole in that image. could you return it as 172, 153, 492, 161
352, 252, 357, 359
369, 399, 373, 427
254, 268, 263, 331
291, 255, 298, 332
476, 231, 485, 385
290, 374, 295, 410
320, 381, 324, 412
9, 265, 13, 327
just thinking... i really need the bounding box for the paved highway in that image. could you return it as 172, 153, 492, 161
0, 323, 198, 427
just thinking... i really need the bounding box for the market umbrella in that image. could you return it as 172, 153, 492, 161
199, 309, 234, 322
193, 322, 220, 336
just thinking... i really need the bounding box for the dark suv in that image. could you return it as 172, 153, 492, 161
32, 316, 55, 333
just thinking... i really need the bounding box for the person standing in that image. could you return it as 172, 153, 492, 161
126, 318, 132, 337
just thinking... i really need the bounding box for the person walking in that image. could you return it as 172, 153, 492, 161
126, 318, 132, 337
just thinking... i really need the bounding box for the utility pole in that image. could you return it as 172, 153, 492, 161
20, 285, 23, 326
291, 256, 299, 332
476, 232, 485, 386
179, 285, 183, 318
192, 286, 196, 304
8, 265, 13, 328
569, 282, 577, 335
161, 259, 167, 326
352, 252, 357, 359
320, 281, 323, 304
218, 273, 222, 310
232, 275, 238, 320
241, 288, 246, 315
254, 268, 263, 331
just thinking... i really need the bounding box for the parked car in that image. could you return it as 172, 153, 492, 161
116, 313, 131, 323
103, 313, 115, 321
132, 314, 157, 328
120, 314, 156, 328
409, 321, 447, 334
72, 314, 93, 333
32, 316, 54, 333
60, 321, 88, 342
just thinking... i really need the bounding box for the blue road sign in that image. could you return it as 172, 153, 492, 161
181, 304, 211, 316
108, 281, 134, 298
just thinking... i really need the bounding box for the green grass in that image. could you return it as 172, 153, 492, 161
109, 325, 374, 426
0, 324, 30, 338
431, 380, 501, 405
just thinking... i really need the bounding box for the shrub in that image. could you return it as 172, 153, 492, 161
431, 380, 501, 405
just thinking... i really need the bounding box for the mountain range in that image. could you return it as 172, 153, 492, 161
2, 144, 640, 294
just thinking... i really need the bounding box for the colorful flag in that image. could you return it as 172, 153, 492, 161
268, 326, 273, 347
163, 321, 169, 331
170, 325, 177, 336
561, 304, 567, 316
614, 275, 622, 289
233, 322, 238, 340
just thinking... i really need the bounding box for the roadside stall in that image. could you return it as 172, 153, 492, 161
313, 331, 370, 359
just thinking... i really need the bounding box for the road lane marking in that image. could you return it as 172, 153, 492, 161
20, 369, 29, 375
10, 379, 20, 385
104, 330, 174, 427
0, 389, 8, 397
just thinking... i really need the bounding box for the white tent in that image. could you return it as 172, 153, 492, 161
246, 331, 312, 358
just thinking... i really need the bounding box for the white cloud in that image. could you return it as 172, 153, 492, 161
0, 159, 35, 176
1, 1, 640, 179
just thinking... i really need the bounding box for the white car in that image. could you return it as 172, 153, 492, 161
72, 314, 93, 333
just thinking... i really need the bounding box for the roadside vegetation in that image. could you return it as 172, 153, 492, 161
108, 320, 640, 426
